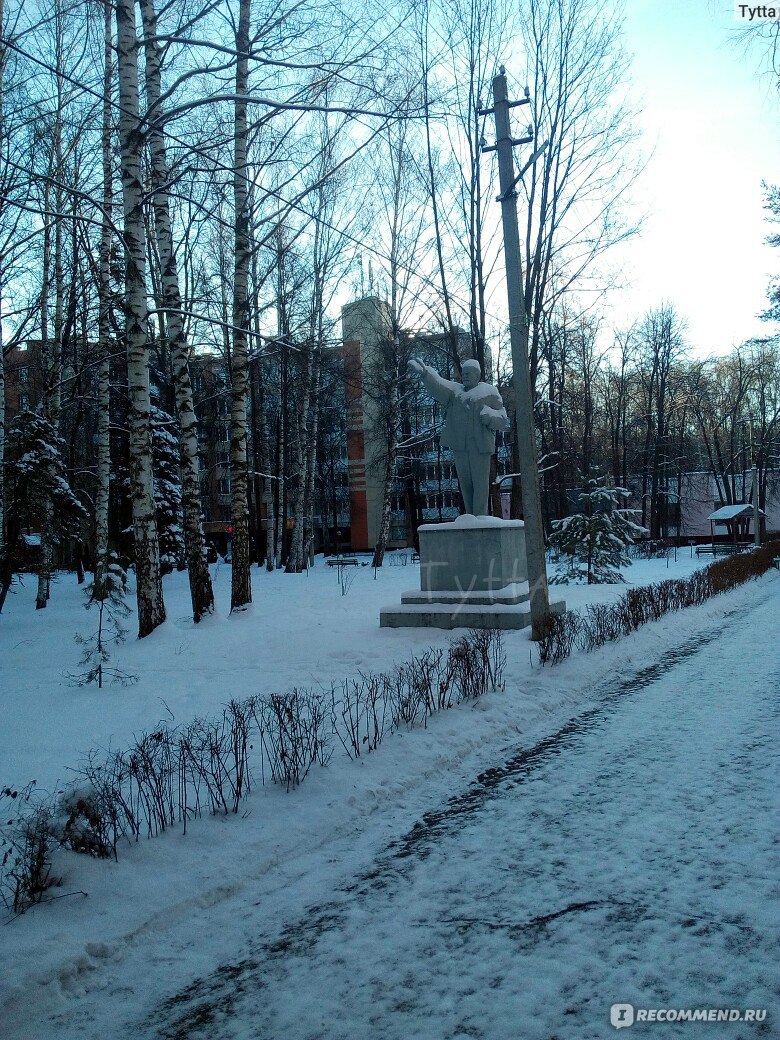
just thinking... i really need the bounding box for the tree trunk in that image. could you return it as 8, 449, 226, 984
116, 0, 165, 637
36, 39, 66, 609
94, 0, 113, 601
140, 0, 214, 622
372, 387, 399, 567
286, 335, 317, 573
248, 214, 273, 568
256, 360, 275, 569
229, 0, 252, 610
0, 0, 6, 592
303, 334, 322, 566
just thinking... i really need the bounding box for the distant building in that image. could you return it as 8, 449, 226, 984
4, 340, 44, 418
341, 296, 509, 551
677, 471, 780, 539
189, 353, 236, 553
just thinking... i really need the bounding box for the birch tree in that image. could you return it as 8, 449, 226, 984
369, 121, 428, 567
229, 0, 252, 609
35, 0, 68, 609
0, 0, 6, 591
116, 0, 165, 636
94, 0, 113, 601
139, 0, 214, 622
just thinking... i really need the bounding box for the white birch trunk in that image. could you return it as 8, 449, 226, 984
94, 0, 112, 601
0, 302, 4, 592
249, 229, 274, 570
140, 0, 214, 622
0, 0, 5, 585
229, 0, 252, 609
116, 0, 165, 637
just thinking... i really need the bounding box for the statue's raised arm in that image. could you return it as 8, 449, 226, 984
406, 357, 509, 516
406, 358, 459, 408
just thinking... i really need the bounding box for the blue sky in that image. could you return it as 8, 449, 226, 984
604, 0, 779, 355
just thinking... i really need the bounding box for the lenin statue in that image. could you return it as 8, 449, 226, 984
406, 357, 509, 518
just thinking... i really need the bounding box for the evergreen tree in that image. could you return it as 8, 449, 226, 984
151, 407, 185, 574
71, 554, 136, 688
0, 412, 88, 612
550, 478, 648, 584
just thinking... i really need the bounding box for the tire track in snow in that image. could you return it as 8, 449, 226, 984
149, 588, 777, 1040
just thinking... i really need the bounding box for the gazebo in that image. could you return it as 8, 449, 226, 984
707, 503, 764, 547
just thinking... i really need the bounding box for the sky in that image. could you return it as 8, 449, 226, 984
604, 0, 780, 356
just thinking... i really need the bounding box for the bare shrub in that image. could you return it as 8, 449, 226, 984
60, 779, 120, 860
469, 628, 506, 692
631, 539, 672, 559
446, 635, 484, 700
254, 689, 329, 791
539, 541, 780, 666
1, 784, 61, 914
579, 604, 621, 650
537, 611, 581, 665
179, 700, 256, 818
108, 728, 178, 839
405, 648, 444, 722
387, 660, 427, 729
333, 669, 396, 757
360, 672, 394, 749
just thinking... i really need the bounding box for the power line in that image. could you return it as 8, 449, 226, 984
1, 27, 515, 344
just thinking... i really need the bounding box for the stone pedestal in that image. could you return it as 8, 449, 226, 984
419, 515, 527, 592
380, 516, 565, 630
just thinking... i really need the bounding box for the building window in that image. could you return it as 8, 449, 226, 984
218, 477, 231, 496
20, 393, 29, 410
17, 343, 28, 352
18, 367, 28, 383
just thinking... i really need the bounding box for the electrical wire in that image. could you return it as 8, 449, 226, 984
0, 18, 527, 344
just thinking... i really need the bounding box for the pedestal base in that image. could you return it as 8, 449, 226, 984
380, 516, 565, 630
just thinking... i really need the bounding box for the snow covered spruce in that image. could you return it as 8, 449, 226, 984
549, 478, 648, 585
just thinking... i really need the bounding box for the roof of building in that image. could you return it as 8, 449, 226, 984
708, 504, 765, 522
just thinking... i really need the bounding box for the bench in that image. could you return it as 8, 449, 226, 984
696, 545, 739, 558
411, 551, 420, 564
773, 557, 780, 571
327, 557, 359, 568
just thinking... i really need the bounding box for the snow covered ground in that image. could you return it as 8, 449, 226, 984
0, 553, 777, 1038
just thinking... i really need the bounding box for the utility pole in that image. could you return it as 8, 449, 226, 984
481, 67, 550, 639
750, 422, 760, 547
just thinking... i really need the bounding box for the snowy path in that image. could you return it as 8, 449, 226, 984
136, 592, 778, 1040
5, 583, 777, 1040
